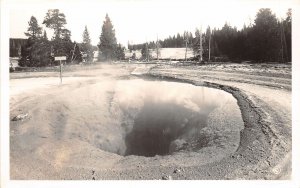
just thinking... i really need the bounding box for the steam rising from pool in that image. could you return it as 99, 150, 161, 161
99, 79, 244, 157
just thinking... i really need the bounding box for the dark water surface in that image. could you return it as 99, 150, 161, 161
108, 80, 243, 157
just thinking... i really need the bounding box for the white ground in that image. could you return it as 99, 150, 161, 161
125, 48, 194, 59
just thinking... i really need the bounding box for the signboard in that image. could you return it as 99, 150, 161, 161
55, 56, 67, 61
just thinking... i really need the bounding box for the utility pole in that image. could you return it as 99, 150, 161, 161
199, 26, 203, 63
208, 28, 211, 62
146, 41, 149, 62
185, 32, 188, 63
156, 35, 159, 60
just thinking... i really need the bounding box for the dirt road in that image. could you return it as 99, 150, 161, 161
9, 63, 291, 180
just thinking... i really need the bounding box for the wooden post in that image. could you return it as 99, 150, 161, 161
55, 56, 66, 84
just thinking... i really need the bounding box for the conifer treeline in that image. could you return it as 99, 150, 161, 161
18, 8, 291, 67
18, 10, 124, 67
19, 10, 87, 67
129, 8, 291, 63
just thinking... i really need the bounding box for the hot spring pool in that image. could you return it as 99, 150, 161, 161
95, 79, 245, 157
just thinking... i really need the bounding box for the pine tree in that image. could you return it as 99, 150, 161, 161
24, 16, 42, 39
83, 25, 91, 44
217, 23, 238, 59
19, 16, 52, 67
43, 9, 73, 63
251, 8, 281, 62
192, 28, 201, 57
19, 38, 53, 67
98, 14, 118, 61
82, 25, 94, 62
43, 9, 67, 39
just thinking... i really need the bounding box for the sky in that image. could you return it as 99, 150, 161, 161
6, 0, 296, 46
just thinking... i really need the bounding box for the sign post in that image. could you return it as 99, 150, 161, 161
60, 62, 62, 84
55, 56, 66, 84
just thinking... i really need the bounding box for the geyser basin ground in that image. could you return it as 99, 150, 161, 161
10, 76, 244, 179
9, 64, 291, 179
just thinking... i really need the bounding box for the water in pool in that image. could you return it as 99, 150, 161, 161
104, 79, 244, 157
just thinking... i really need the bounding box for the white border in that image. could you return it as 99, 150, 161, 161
291, 2, 300, 187
1, 0, 300, 188
1, 1, 10, 188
